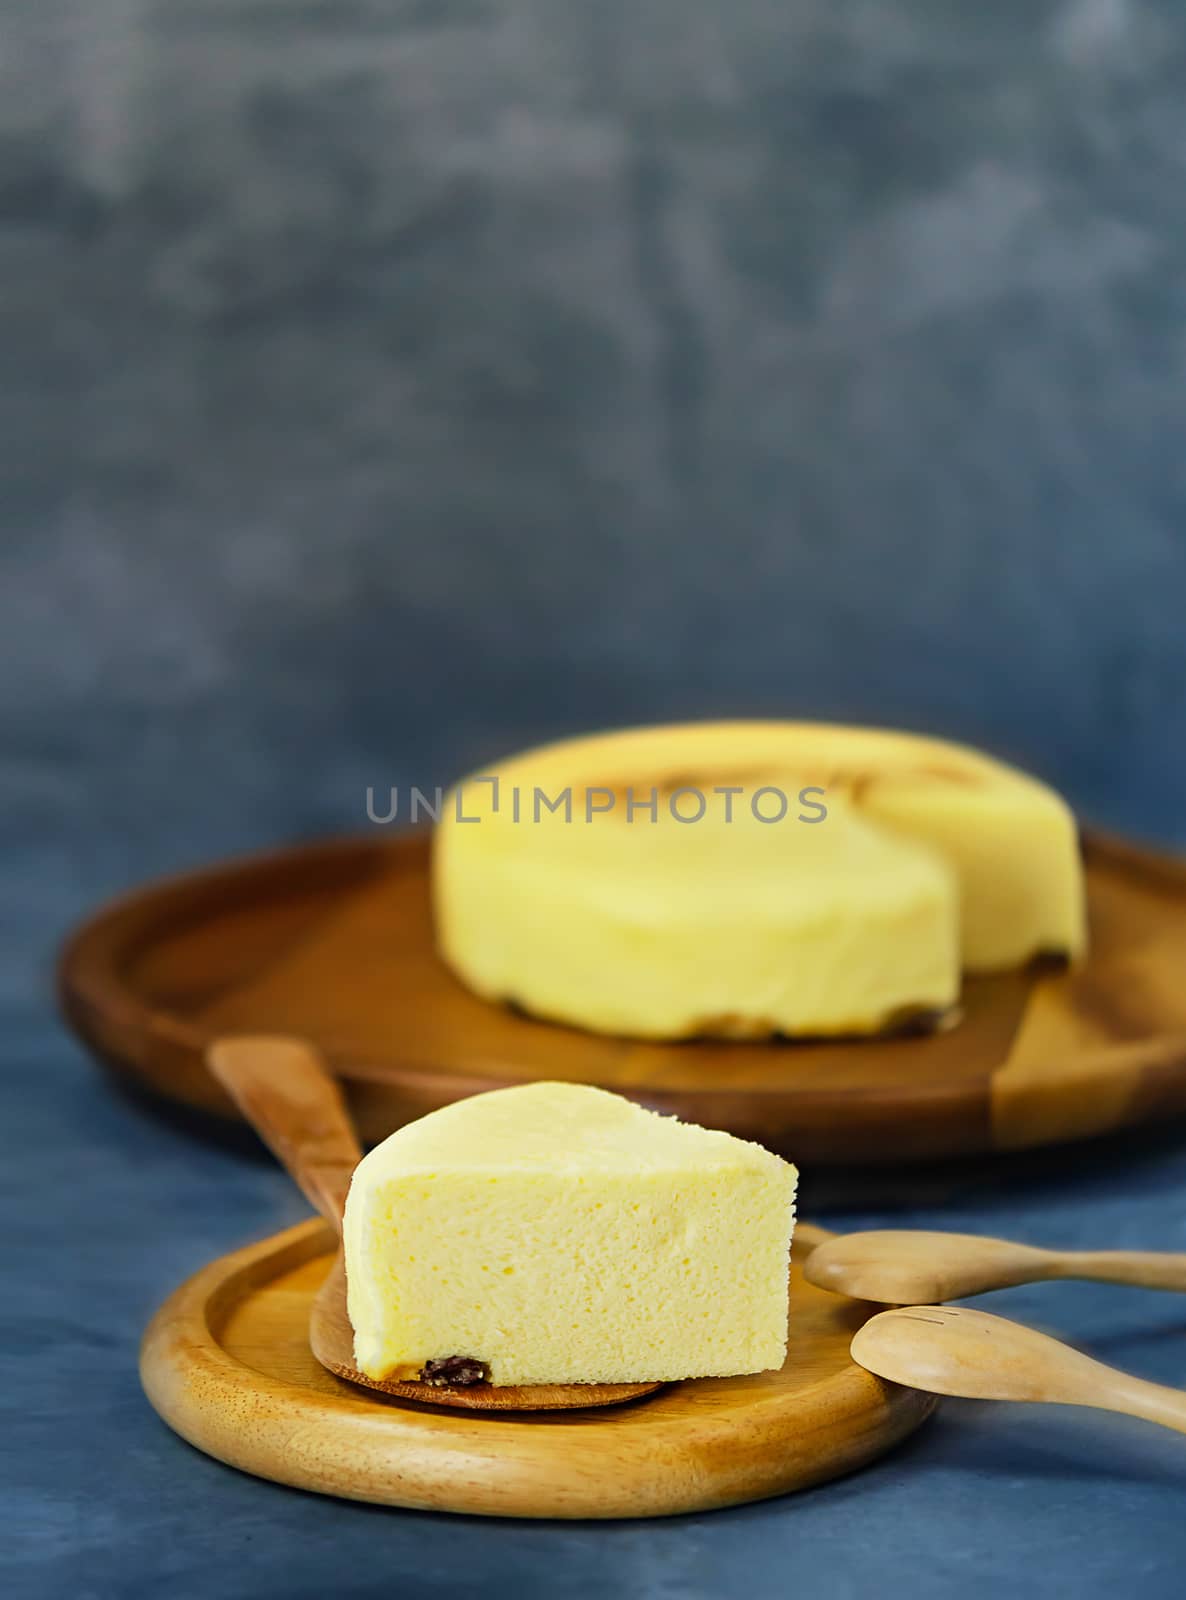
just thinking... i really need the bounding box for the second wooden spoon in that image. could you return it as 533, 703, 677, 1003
853, 1305, 1186, 1436
805, 1228, 1186, 1305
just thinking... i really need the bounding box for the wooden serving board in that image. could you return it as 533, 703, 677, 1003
61, 831, 1186, 1164
140, 1219, 935, 1518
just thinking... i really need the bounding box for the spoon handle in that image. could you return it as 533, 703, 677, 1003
1062, 1251, 1186, 1292
1097, 1369, 1186, 1434
207, 1036, 362, 1232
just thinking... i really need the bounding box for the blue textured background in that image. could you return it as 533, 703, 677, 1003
4, 1, 1186, 1594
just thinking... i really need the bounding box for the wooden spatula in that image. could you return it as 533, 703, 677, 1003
206, 1035, 662, 1412
805, 1228, 1186, 1304
852, 1305, 1186, 1435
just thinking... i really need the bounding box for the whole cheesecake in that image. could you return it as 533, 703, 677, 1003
433, 721, 1087, 1040
343, 1082, 797, 1387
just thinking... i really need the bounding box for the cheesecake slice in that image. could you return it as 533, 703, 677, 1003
433, 721, 1086, 1039
343, 1082, 797, 1386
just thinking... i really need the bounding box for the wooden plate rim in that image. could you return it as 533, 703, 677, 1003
139, 1218, 937, 1518
59, 827, 1186, 1154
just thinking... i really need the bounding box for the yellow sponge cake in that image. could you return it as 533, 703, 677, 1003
433, 721, 1086, 1039
343, 1082, 797, 1386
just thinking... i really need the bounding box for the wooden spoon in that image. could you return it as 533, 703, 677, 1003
852, 1305, 1186, 1435
805, 1228, 1186, 1305
206, 1035, 662, 1412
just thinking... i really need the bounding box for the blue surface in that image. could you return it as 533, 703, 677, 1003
6, 0, 1186, 1592
7, 1013, 1186, 1599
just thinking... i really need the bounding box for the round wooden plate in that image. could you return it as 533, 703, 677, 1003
61, 830, 1186, 1164
140, 1219, 935, 1518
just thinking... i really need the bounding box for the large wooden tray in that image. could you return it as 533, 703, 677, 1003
60, 830, 1186, 1164
139, 1218, 934, 1518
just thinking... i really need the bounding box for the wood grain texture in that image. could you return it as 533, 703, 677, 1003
207, 1036, 362, 1230
805, 1228, 1186, 1303
852, 1305, 1186, 1435
139, 1219, 935, 1518
60, 830, 1186, 1164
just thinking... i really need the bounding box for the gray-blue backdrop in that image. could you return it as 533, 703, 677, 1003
6, 0, 1186, 1000
8, 8, 1186, 1598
